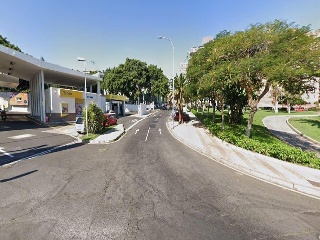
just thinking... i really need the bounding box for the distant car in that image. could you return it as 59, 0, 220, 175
173, 111, 190, 122
75, 117, 85, 133
104, 113, 117, 127
106, 110, 116, 114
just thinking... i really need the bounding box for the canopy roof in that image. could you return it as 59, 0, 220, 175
0, 45, 102, 88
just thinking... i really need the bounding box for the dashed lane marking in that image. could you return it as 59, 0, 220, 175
145, 127, 150, 141
9, 134, 35, 139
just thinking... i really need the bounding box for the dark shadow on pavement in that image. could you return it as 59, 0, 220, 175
268, 129, 320, 156
0, 170, 38, 183
0, 142, 85, 167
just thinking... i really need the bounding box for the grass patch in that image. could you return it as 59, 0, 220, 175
288, 116, 320, 142
193, 109, 320, 170
80, 125, 115, 141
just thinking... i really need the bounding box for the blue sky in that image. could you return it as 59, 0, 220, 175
1, 0, 320, 78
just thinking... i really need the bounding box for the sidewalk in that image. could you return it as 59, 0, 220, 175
90, 124, 125, 144
168, 112, 320, 199
89, 113, 149, 144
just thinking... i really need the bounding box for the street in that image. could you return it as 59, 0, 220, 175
0, 111, 320, 239
0, 114, 81, 166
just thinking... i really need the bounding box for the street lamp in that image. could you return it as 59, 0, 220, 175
158, 36, 175, 128
77, 57, 88, 136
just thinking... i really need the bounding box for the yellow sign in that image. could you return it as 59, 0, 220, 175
105, 94, 128, 101
60, 89, 83, 99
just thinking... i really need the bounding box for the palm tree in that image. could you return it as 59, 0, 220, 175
174, 74, 188, 124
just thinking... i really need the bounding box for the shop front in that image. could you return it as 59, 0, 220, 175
45, 87, 106, 123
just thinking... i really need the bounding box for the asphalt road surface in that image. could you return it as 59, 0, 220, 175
0, 111, 319, 239
0, 114, 81, 166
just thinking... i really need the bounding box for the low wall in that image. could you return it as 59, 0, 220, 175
125, 104, 138, 112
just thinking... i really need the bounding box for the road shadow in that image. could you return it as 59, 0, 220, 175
0, 170, 38, 183
292, 118, 320, 128
0, 142, 84, 167
267, 129, 320, 156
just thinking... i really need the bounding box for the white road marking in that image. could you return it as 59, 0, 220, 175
135, 129, 139, 134
145, 127, 150, 141
25, 141, 76, 160
0, 148, 14, 158
9, 134, 35, 139
158, 128, 162, 134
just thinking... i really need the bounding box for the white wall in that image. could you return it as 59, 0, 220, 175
47, 87, 76, 113
45, 87, 106, 114
138, 103, 147, 115
125, 103, 138, 112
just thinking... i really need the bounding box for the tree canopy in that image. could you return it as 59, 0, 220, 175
102, 58, 169, 103
0, 34, 21, 52
187, 20, 320, 137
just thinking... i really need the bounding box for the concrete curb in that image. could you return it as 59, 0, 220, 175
286, 117, 320, 146
89, 124, 125, 144
167, 120, 320, 199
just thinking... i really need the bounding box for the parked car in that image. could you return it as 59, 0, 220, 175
104, 113, 117, 127
75, 117, 85, 133
106, 110, 116, 114
173, 111, 190, 122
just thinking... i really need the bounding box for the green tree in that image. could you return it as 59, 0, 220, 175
174, 74, 188, 124
102, 58, 147, 102
188, 20, 320, 137
0, 34, 21, 52
103, 58, 168, 103
147, 64, 169, 103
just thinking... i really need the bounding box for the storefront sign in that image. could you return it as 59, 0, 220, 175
9, 92, 28, 106
60, 89, 83, 99
105, 94, 128, 101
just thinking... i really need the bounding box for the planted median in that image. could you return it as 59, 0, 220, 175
193, 109, 320, 170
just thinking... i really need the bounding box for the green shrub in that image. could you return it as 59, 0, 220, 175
84, 102, 105, 134
193, 110, 320, 170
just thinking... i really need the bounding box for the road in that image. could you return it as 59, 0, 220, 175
0, 111, 319, 239
0, 113, 81, 166
263, 115, 320, 157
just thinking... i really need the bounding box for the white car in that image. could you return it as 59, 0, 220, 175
75, 117, 85, 133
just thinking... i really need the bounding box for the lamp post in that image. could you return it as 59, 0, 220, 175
77, 57, 88, 136
158, 36, 175, 128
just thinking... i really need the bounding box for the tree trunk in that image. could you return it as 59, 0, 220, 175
178, 91, 183, 124
221, 98, 225, 130
211, 98, 216, 123
244, 81, 270, 137
229, 103, 233, 124
274, 100, 278, 113
245, 104, 258, 137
